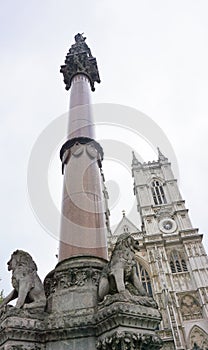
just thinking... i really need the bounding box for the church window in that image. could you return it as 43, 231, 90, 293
181, 259, 188, 271
137, 264, 152, 296
175, 260, 182, 272
170, 261, 176, 273
170, 251, 188, 273
151, 180, 167, 205
189, 325, 208, 348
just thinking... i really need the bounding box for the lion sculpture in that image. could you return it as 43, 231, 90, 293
0, 250, 46, 310
98, 233, 147, 301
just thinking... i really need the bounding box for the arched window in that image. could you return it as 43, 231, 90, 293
181, 259, 188, 272
189, 325, 208, 349
169, 251, 188, 273
151, 180, 167, 205
170, 261, 176, 273
137, 263, 152, 296
175, 260, 182, 272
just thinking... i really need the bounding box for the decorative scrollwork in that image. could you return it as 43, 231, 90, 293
96, 331, 163, 350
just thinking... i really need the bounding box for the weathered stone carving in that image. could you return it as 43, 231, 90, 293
44, 265, 101, 298
0, 250, 46, 310
98, 233, 157, 307
60, 33, 101, 91
180, 294, 202, 320
96, 331, 162, 350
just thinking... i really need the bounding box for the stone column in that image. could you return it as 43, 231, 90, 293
67, 74, 95, 139
58, 36, 108, 262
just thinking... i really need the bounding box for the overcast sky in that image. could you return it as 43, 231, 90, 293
1, 0, 208, 294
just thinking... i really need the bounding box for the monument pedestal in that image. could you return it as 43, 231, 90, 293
0, 256, 162, 350
96, 297, 162, 350
44, 256, 106, 350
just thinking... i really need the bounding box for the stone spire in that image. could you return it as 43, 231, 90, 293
132, 151, 142, 169
59, 34, 108, 262
157, 147, 168, 163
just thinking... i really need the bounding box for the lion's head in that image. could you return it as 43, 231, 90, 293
113, 233, 140, 254
7, 250, 37, 273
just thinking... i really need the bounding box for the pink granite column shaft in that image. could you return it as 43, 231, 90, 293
59, 74, 108, 261
67, 74, 95, 139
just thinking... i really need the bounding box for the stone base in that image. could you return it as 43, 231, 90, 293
0, 306, 46, 350
0, 256, 162, 349
0, 257, 106, 350
96, 298, 162, 349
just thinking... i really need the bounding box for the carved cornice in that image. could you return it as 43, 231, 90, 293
0, 313, 46, 345
96, 301, 161, 337
0, 306, 46, 323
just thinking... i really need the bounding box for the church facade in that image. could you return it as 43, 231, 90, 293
111, 149, 208, 349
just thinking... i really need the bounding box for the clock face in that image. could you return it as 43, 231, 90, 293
163, 221, 173, 230
159, 218, 177, 233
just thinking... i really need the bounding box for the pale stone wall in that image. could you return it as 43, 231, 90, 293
131, 153, 208, 349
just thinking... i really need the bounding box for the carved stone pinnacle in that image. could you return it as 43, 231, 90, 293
60, 33, 101, 91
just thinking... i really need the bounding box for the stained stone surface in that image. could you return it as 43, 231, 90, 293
45, 256, 106, 314
46, 337, 96, 350
0, 306, 46, 350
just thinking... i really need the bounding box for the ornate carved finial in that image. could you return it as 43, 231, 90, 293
60, 33, 101, 91
132, 151, 141, 166
122, 209, 126, 217
132, 151, 143, 168
157, 147, 168, 162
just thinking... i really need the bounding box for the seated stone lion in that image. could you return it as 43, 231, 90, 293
0, 250, 46, 310
98, 233, 147, 301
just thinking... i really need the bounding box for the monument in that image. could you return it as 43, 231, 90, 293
0, 34, 162, 349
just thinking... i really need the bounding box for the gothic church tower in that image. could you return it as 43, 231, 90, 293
130, 149, 208, 349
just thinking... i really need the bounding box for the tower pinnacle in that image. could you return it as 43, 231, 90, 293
157, 147, 168, 162
132, 151, 142, 167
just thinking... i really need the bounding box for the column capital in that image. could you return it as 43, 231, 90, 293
60, 33, 101, 91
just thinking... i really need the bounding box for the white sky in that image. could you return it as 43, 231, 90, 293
1, 0, 208, 294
